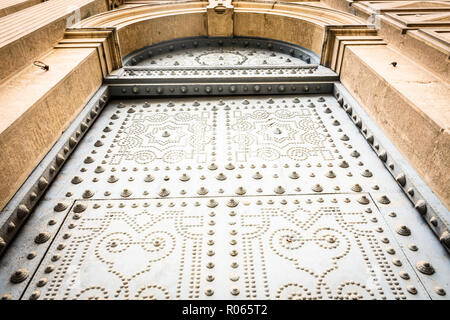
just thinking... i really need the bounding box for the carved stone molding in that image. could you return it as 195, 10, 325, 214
0, 0, 108, 83
320, 26, 385, 72
56, 27, 123, 76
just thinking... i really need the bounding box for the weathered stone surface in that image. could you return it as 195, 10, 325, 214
340, 44, 450, 207
0, 47, 103, 210
0, 0, 107, 83
0, 0, 41, 18
207, 0, 234, 37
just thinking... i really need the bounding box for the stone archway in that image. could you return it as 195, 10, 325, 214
0, 1, 448, 301
0, 35, 448, 300
75, 1, 368, 64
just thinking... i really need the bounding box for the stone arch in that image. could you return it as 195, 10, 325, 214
72, 1, 368, 68
122, 36, 321, 67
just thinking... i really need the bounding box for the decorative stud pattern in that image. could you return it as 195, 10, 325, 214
123, 37, 318, 68
0, 87, 448, 300
12, 195, 432, 300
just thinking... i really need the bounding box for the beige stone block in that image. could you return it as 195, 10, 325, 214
117, 13, 207, 57
320, 27, 382, 69
234, 11, 324, 55
378, 19, 450, 82
340, 44, 450, 208
0, 0, 108, 83
0, 47, 103, 210
0, 0, 41, 18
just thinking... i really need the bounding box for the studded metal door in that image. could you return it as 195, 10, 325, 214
0, 37, 448, 300
1, 94, 448, 300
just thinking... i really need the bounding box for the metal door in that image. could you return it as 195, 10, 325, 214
1, 94, 448, 300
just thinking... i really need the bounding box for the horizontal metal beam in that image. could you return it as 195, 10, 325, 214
108, 82, 335, 97
106, 66, 338, 84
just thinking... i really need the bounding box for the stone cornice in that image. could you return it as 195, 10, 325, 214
233, 1, 367, 25
0, 0, 101, 46
79, 1, 208, 28
57, 27, 123, 76
0, 0, 108, 83
79, 1, 367, 29
320, 26, 385, 70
